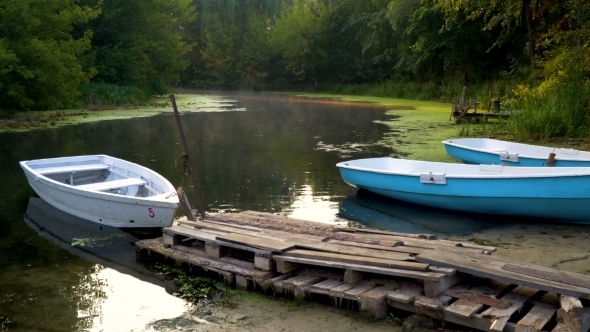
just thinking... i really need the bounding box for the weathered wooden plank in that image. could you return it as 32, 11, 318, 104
445, 298, 484, 318
503, 264, 590, 289
443, 289, 510, 308
269, 272, 297, 295
352, 232, 496, 253
274, 259, 300, 273
240, 210, 322, 226
560, 295, 583, 313
165, 225, 218, 241
135, 238, 272, 280
344, 269, 365, 284
416, 248, 590, 299
254, 253, 274, 271
334, 226, 437, 240
482, 286, 536, 332
515, 301, 557, 332
283, 275, 324, 301
171, 244, 254, 269
282, 249, 429, 271
309, 279, 345, 295
325, 239, 422, 255
557, 307, 590, 332
424, 272, 464, 296
181, 219, 262, 234
358, 286, 393, 319
184, 218, 419, 261
216, 233, 296, 253
343, 283, 376, 300
273, 255, 445, 281
429, 266, 457, 276
386, 281, 423, 304
204, 242, 228, 259
294, 241, 416, 261
552, 323, 575, 332
414, 294, 453, 311
328, 282, 356, 301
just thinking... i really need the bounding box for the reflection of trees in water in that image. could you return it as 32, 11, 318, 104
74, 264, 108, 330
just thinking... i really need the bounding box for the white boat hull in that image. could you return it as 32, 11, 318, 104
20, 155, 179, 228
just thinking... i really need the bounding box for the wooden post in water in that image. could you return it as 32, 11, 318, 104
547, 152, 556, 167
170, 94, 206, 219
177, 187, 196, 221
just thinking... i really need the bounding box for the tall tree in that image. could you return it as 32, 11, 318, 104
237, 15, 273, 89
270, 0, 334, 88
84, 0, 195, 94
200, 19, 241, 87
0, 0, 99, 110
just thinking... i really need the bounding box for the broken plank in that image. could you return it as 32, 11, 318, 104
415, 248, 590, 299
557, 307, 590, 332
443, 289, 510, 309
515, 301, 557, 332
216, 233, 296, 253
415, 294, 453, 311
482, 286, 536, 332
273, 255, 444, 281
561, 295, 583, 313
282, 249, 429, 271
445, 298, 484, 319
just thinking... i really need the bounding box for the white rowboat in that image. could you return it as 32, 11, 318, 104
20, 155, 179, 227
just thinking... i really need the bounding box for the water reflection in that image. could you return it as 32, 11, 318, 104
339, 189, 499, 238
23, 197, 188, 330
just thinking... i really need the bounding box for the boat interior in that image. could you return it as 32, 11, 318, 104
37, 163, 163, 197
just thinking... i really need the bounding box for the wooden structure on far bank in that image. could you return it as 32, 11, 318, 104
451, 86, 511, 123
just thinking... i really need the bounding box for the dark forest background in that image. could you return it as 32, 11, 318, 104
2, 0, 590, 139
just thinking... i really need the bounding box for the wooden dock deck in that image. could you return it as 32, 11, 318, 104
135, 211, 590, 332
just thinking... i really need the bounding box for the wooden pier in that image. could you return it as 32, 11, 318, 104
135, 211, 590, 332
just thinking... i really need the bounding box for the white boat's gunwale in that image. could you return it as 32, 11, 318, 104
336, 159, 590, 179
442, 138, 590, 161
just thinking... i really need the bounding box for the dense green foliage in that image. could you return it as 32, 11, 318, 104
2, 0, 590, 139
0, 0, 98, 110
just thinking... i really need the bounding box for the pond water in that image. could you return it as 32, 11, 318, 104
0, 91, 507, 331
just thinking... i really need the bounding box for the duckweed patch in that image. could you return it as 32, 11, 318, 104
467, 237, 520, 248
0, 94, 238, 133
71, 234, 128, 247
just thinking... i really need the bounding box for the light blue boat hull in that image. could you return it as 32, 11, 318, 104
444, 144, 590, 167
338, 166, 590, 223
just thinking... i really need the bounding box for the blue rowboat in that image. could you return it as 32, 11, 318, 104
336, 157, 590, 222
442, 138, 590, 167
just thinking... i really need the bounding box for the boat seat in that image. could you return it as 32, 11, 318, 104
75, 178, 147, 192
37, 164, 110, 175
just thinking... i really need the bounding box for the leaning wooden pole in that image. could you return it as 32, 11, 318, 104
170, 94, 206, 219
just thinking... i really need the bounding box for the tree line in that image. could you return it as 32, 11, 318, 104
1, 0, 589, 130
